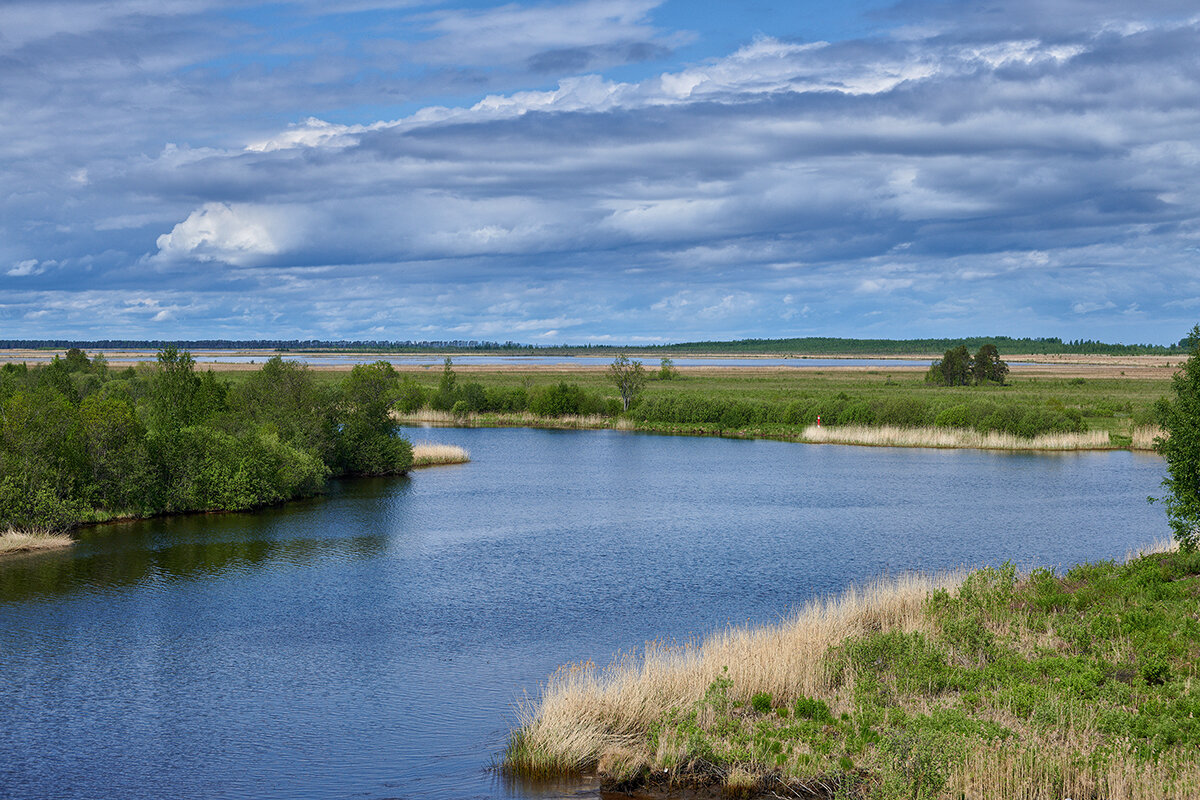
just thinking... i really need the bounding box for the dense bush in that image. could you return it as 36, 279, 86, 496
0, 351, 415, 531
630, 391, 1084, 436
528, 382, 612, 417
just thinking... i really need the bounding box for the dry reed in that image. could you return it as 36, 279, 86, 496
1131, 425, 1164, 451
410, 443, 471, 467
0, 527, 74, 556
801, 424, 1111, 451
511, 571, 961, 774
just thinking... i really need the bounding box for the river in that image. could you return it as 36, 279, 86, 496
0, 428, 1168, 799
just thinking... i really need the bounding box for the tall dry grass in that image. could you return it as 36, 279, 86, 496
0, 527, 74, 556
801, 424, 1111, 451
510, 571, 961, 775
1131, 426, 1164, 451
410, 443, 471, 467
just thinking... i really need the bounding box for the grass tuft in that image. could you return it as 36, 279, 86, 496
410, 442, 471, 467
0, 527, 74, 556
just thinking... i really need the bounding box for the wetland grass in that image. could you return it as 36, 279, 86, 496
410, 443, 471, 467
506, 547, 1200, 799
0, 527, 74, 556
801, 424, 1112, 451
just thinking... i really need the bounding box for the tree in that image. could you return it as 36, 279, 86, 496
658, 357, 678, 381
926, 345, 972, 386
336, 361, 412, 475
1154, 324, 1200, 551
971, 344, 1009, 385
146, 347, 225, 432
608, 354, 647, 411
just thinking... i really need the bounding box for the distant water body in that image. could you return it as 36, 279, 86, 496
3, 353, 938, 368
0, 428, 1166, 799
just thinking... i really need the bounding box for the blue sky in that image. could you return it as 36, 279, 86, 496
2, 0, 1199, 344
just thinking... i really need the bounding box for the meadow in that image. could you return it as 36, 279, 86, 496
364, 360, 1172, 449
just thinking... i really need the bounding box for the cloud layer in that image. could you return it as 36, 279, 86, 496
3, 0, 1199, 342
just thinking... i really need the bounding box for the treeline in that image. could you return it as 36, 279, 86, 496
640, 336, 1187, 356
629, 392, 1086, 438
0, 349, 414, 531
3, 334, 1189, 355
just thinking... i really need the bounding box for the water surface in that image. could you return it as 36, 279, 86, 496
0, 429, 1167, 799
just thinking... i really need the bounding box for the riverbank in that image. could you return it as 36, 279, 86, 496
506, 540, 1199, 799
0, 528, 74, 556
398, 410, 1163, 452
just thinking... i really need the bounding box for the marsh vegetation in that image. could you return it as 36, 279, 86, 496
507, 544, 1200, 799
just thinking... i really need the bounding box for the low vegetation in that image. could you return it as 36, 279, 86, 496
802, 425, 1111, 451
0, 349, 414, 531
0, 527, 74, 556
410, 443, 471, 467
507, 544, 1200, 799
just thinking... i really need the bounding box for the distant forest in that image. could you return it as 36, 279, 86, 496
0, 334, 1192, 356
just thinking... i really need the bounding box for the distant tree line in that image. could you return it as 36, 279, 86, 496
0, 349, 413, 531
2, 335, 1189, 356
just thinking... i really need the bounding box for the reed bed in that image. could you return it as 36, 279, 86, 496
507, 547, 1200, 798
1131, 425, 1164, 451
801, 424, 1111, 451
0, 527, 74, 556
509, 571, 961, 776
410, 443, 471, 467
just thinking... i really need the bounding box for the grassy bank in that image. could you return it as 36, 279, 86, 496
410, 443, 471, 467
0, 528, 74, 556
398, 410, 1154, 452
506, 541, 1200, 799
370, 360, 1171, 447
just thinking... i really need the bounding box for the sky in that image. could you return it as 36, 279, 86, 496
2, 0, 1199, 345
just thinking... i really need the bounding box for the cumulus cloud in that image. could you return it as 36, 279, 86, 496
151, 203, 298, 267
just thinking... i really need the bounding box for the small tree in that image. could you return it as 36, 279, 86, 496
972, 344, 1009, 385
658, 357, 678, 381
926, 345, 972, 386
609, 354, 647, 411
1154, 324, 1200, 551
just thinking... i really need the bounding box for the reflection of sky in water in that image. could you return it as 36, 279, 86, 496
0, 430, 1167, 799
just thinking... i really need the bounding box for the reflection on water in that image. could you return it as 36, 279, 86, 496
0, 429, 1167, 800
0, 478, 405, 602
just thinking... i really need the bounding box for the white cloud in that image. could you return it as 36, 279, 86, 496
151, 202, 296, 266
6, 259, 44, 276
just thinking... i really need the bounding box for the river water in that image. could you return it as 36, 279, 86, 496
0, 428, 1168, 799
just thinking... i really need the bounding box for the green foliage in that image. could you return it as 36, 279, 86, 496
337, 361, 413, 475
0, 348, 413, 530
658, 357, 678, 381
972, 344, 1008, 385
609, 354, 647, 411
926, 345, 972, 386
750, 692, 773, 714
1154, 325, 1200, 551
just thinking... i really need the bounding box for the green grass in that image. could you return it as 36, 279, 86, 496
404, 369, 1166, 442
